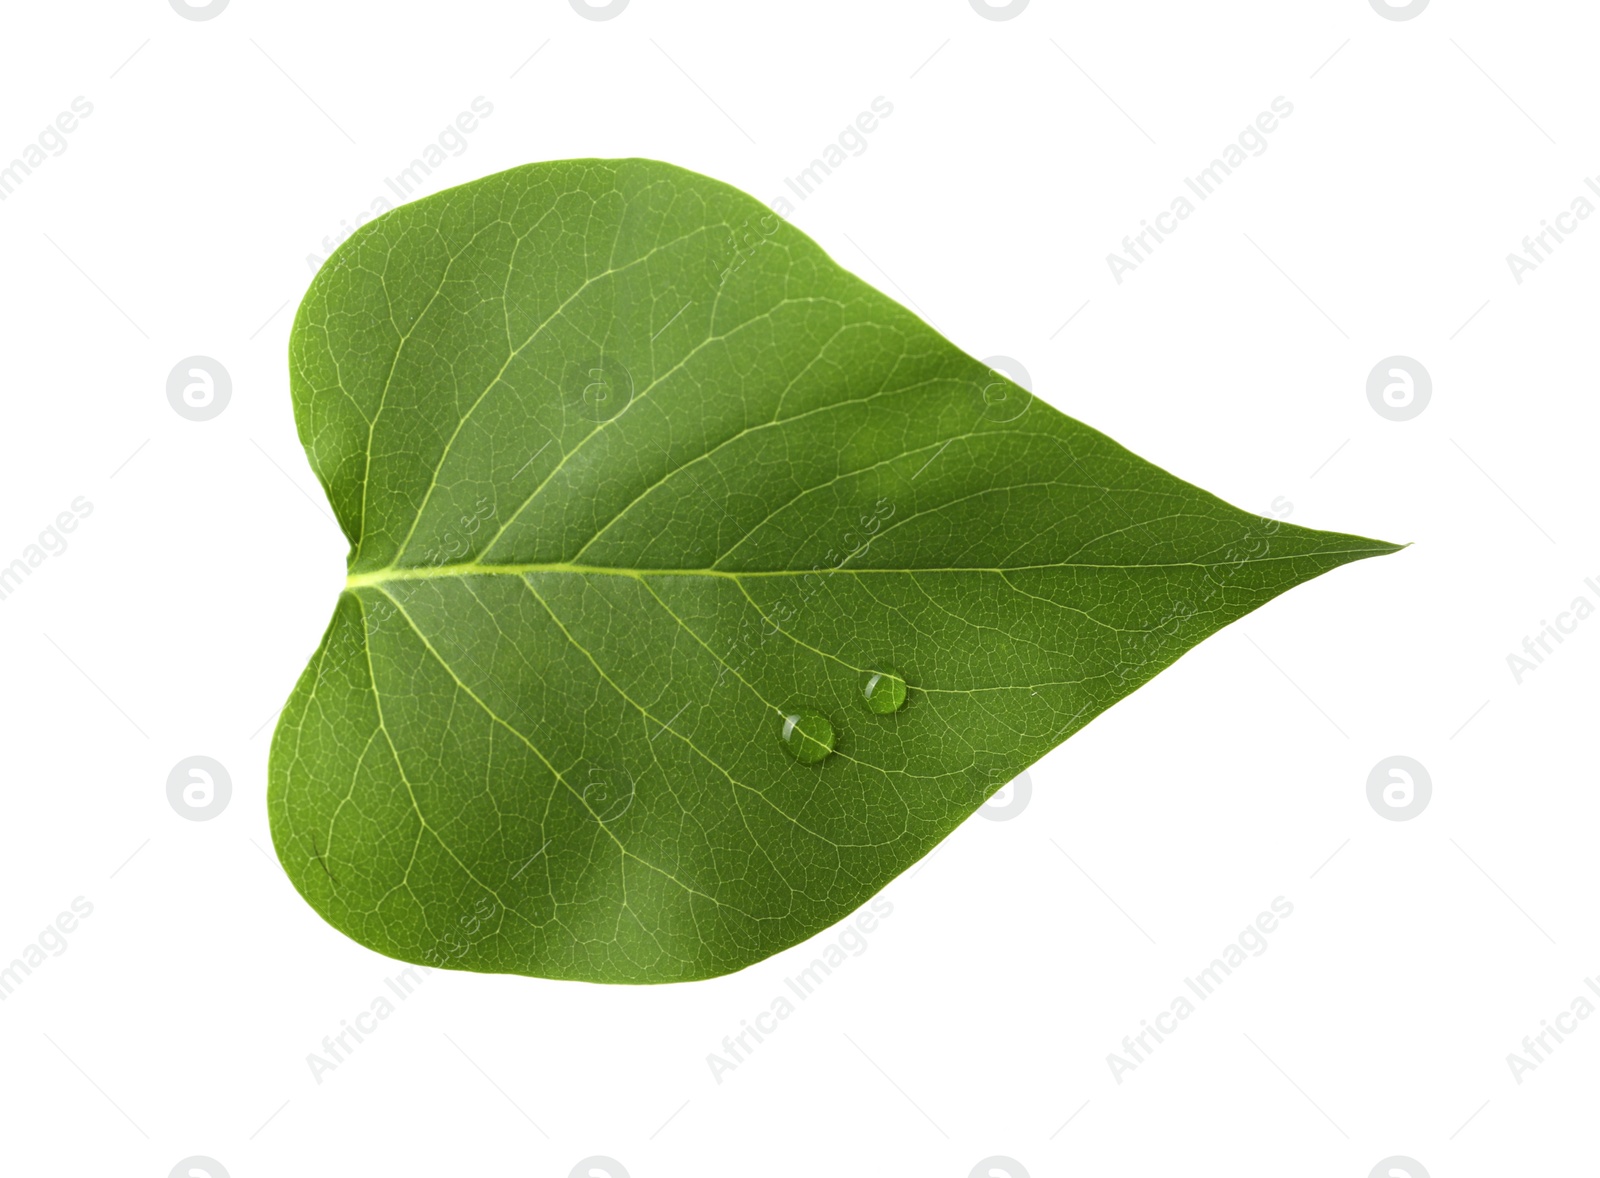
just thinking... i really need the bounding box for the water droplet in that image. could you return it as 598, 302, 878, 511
779, 709, 835, 764
860, 670, 907, 714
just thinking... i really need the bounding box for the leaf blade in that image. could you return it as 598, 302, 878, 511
271, 158, 1399, 982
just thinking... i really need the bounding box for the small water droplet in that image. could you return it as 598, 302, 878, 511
860, 670, 907, 714
779, 709, 835, 763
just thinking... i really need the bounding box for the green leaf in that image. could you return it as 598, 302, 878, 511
270, 158, 1399, 983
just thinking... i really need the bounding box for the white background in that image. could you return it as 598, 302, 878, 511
0, 2, 1594, 1175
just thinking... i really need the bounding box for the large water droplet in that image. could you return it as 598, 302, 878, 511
860, 670, 907, 714
779, 709, 835, 763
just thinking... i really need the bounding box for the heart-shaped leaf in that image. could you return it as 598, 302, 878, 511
270, 159, 1398, 983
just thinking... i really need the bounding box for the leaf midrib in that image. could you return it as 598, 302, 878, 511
342, 544, 1398, 591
